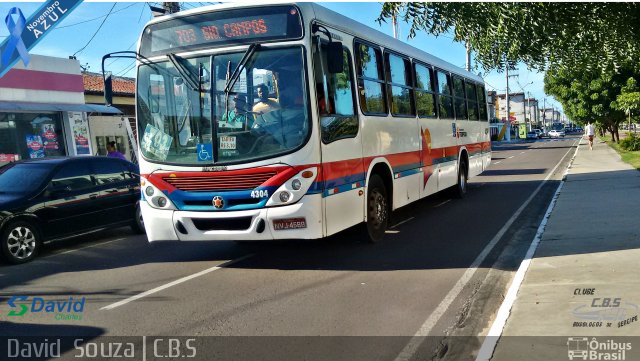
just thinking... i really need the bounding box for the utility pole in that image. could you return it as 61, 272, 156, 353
505, 61, 511, 141
465, 42, 471, 72
542, 98, 546, 131
391, 8, 399, 39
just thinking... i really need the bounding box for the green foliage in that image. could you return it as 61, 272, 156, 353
619, 133, 640, 151
615, 78, 640, 114
543, 62, 636, 134
379, 2, 640, 72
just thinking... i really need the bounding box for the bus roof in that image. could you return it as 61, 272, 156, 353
145, 2, 484, 84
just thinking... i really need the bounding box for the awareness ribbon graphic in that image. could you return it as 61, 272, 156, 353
2, 7, 30, 67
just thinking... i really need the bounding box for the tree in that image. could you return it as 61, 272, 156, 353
379, 3, 640, 72
544, 64, 640, 142
614, 78, 640, 132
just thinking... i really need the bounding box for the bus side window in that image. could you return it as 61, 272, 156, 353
453, 75, 467, 120
314, 43, 358, 143
476, 84, 489, 121
385, 53, 415, 117
355, 42, 387, 115
414, 63, 437, 118
435, 70, 454, 119
466, 81, 479, 120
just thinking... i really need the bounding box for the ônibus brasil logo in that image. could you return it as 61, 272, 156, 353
7, 295, 86, 321
567, 337, 632, 360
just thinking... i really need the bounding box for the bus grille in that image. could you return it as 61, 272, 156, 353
163, 172, 276, 191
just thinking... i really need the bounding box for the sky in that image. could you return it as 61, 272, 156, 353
0, 1, 564, 115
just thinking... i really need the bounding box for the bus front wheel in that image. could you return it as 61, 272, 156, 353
452, 159, 468, 199
363, 174, 389, 243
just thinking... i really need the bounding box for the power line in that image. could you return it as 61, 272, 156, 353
56, 3, 137, 29
73, 3, 117, 57
138, 2, 148, 23
115, 60, 136, 76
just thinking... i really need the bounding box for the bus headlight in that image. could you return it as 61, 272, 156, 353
141, 177, 176, 210
266, 167, 317, 207
279, 191, 291, 202
291, 179, 302, 190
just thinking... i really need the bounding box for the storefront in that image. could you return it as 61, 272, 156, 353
0, 55, 120, 166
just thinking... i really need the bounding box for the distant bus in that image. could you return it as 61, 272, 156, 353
131, 3, 492, 243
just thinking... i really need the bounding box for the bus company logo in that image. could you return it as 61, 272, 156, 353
567, 337, 631, 360
6, 295, 86, 321
212, 196, 224, 209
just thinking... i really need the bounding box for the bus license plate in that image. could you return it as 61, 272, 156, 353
273, 218, 307, 230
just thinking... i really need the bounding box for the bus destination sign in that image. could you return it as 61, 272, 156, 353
144, 6, 302, 56
171, 15, 283, 47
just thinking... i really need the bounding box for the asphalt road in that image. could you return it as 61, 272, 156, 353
0, 136, 580, 361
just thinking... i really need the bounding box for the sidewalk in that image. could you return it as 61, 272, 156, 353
490, 136, 640, 360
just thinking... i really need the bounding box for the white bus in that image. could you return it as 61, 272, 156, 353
129, 3, 491, 243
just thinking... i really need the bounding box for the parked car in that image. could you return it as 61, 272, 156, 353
0, 157, 143, 264
533, 129, 543, 138
548, 129, 566, 138
526, 131, 539, 140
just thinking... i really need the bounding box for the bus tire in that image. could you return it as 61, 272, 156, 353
452, 159, 468, 199
363, 174, 389, 243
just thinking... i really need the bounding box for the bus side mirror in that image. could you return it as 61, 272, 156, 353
327, 42, 344, 74
104, 72, 113, 106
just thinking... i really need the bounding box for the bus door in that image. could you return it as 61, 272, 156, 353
312, 33, 364, 236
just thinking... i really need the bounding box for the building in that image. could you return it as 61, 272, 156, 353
540, 108, 561, 129
0, 55, 119, 166
496, 92, 527, 124
83, 72, 136, 160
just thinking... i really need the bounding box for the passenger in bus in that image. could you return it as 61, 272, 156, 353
223, 95, 251, 130
252, 84, 280, 115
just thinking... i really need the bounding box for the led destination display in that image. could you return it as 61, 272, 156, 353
142, 6, 303, 56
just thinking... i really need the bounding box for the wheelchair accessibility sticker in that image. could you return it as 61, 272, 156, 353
197, 143, 213, 161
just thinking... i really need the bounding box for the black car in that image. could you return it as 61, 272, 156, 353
0, 157, 143, 264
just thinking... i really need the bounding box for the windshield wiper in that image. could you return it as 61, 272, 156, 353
224, 44, 260, 94
168, 53, 200, 91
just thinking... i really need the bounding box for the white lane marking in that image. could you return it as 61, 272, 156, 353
46, 238, 126, 257
390, 217, 415, 229
434, 199, 451, 208
100, 254, 254, 310
494, 161, 501, 164
507, 156, 515, 159
394, 139, 579, 361
520, 151, 526, 154
475, 139, 579, 361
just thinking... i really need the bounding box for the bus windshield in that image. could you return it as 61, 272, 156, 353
136, 46, 310, 165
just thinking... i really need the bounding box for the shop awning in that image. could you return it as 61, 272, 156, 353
0, 101, 122, 114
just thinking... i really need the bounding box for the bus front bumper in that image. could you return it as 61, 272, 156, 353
141, 195, 323, 242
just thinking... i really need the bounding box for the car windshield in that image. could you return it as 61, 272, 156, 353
136, 46, 309, 165
0, 163, 53, 194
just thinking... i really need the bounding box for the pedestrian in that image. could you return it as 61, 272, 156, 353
106, 141, 127, 160
585, 121, 595, 150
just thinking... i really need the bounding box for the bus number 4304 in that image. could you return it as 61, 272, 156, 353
251, 190, 269, 198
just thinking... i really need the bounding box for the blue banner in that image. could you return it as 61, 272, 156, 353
0, 0, 83, 78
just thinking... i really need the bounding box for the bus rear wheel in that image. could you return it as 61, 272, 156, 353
363, 174, 389, 242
